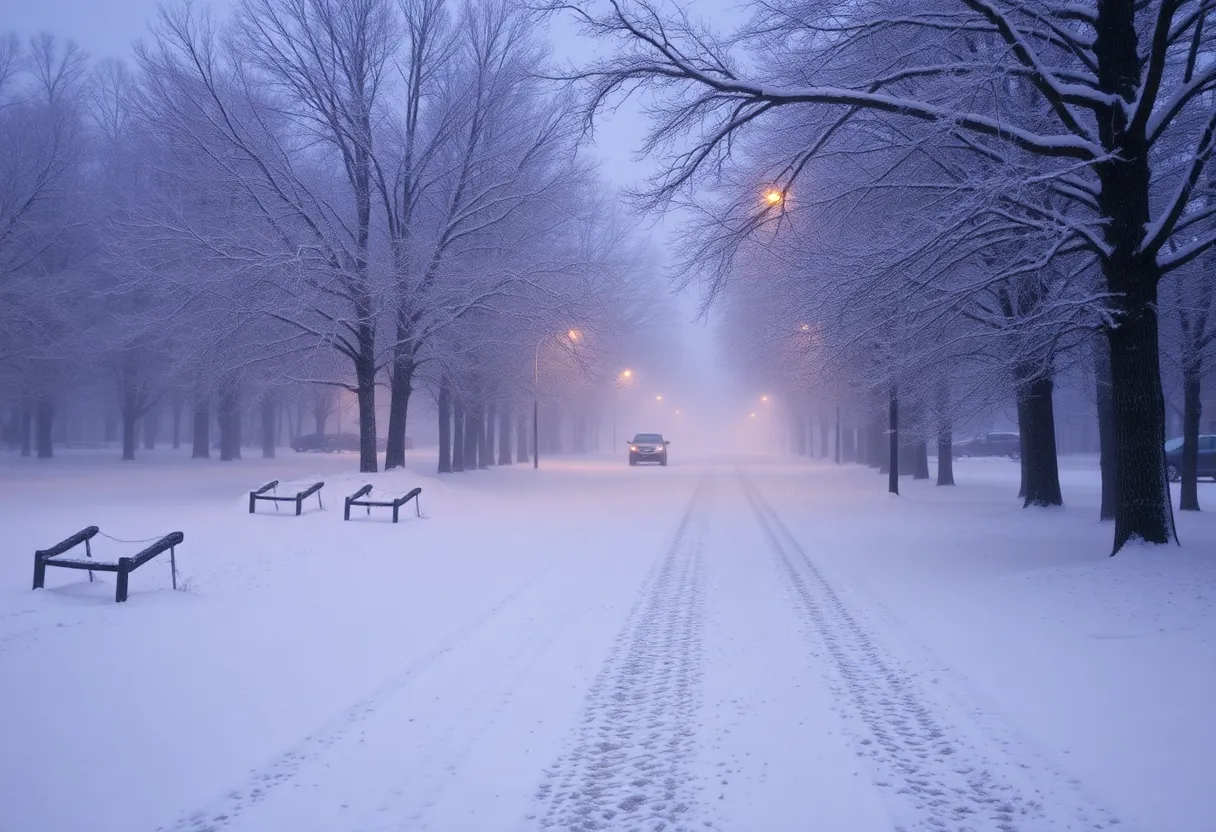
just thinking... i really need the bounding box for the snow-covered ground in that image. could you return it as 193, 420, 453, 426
1, 449, 1213, 831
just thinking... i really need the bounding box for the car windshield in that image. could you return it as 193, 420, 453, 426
633, 434, 663, 443
1165, 437, 1184, 451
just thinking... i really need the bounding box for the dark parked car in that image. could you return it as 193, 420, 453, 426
1164, 436, 1216, 482
628, 433, 669, 466
952, 431, 1021, 460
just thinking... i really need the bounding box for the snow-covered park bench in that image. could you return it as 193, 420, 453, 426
344, 485, 423, 523
32, 526, 185, 603
248, 480, 325, 515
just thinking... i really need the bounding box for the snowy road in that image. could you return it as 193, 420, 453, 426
4, 453, 1212, 830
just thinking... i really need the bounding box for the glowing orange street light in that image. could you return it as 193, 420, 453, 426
764, 188, 784, 206
761, 395, 770, 403
621, 368, 632, 378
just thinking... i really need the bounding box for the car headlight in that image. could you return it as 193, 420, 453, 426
630, 445, 637, 451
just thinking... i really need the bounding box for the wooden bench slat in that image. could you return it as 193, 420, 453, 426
41, 559, 120, 572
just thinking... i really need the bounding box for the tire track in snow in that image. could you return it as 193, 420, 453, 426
529, 479, 710, 832
740, 474, 1122, 832
162, 545, 584, 832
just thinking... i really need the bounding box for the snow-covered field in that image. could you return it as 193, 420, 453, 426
1, 449, 1213, 831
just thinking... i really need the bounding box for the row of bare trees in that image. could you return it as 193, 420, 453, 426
552, 0, 1216, 554
1, 1, 671, 470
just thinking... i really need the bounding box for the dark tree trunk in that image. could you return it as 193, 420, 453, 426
192, 397, 210, 459
142, 406, 158, 450
218, 385, 241, 462
452, 399, 465, 472
888, 387, 899, 495
819, 416, 830, 459
171, 395, 183, 449
437, 378, 452, 474
121, 411, 138, 461
294, 403, 305, 440
385, 351, 414, 470
485, 403, 497, 465
1180, 367, 1202, 511
936, 421, 954, 486
845, 427, 856, 462
1019, 374, 1064, 508
104, 411, 117, 443
498, 408, 512, 465
516, 408, 529, 463
914, 440, 930, 480
35, 396, 53, 459
1092, 3, 1173, 551
261, 394, 277, 459
354, 341, 378, 473
795, 412, 808, 456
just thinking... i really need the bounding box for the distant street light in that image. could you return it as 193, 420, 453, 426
761, 395, 769, 403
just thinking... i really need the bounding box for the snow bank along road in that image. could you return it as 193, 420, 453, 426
2, 454, 1192, 830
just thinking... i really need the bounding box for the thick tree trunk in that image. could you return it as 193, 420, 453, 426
437, 378, 452, 474
1091, 5, 1173, 550
516, 409, 529, 464
121, 409, 138, 461
354, 337, 378, 473
192, 397, 210, 459
1018, 374, 1063, 507
914, 440, 930, 480
452, 399, 465, 472
385, 351, 414, 470
261, 394, 276, 459
142, 406, 158, 450
35, 396, 53, 459
888, 387, 899, 495
936, 422, 954, 486
1180, 367, 1202, 511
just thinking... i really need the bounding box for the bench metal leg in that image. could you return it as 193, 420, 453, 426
32, 554, 45, 590
116, 558, 131, 603
296, 497, 303, 516
392, 503, 400, 523
344, 498, 352, 521
249, 493, 257, 514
